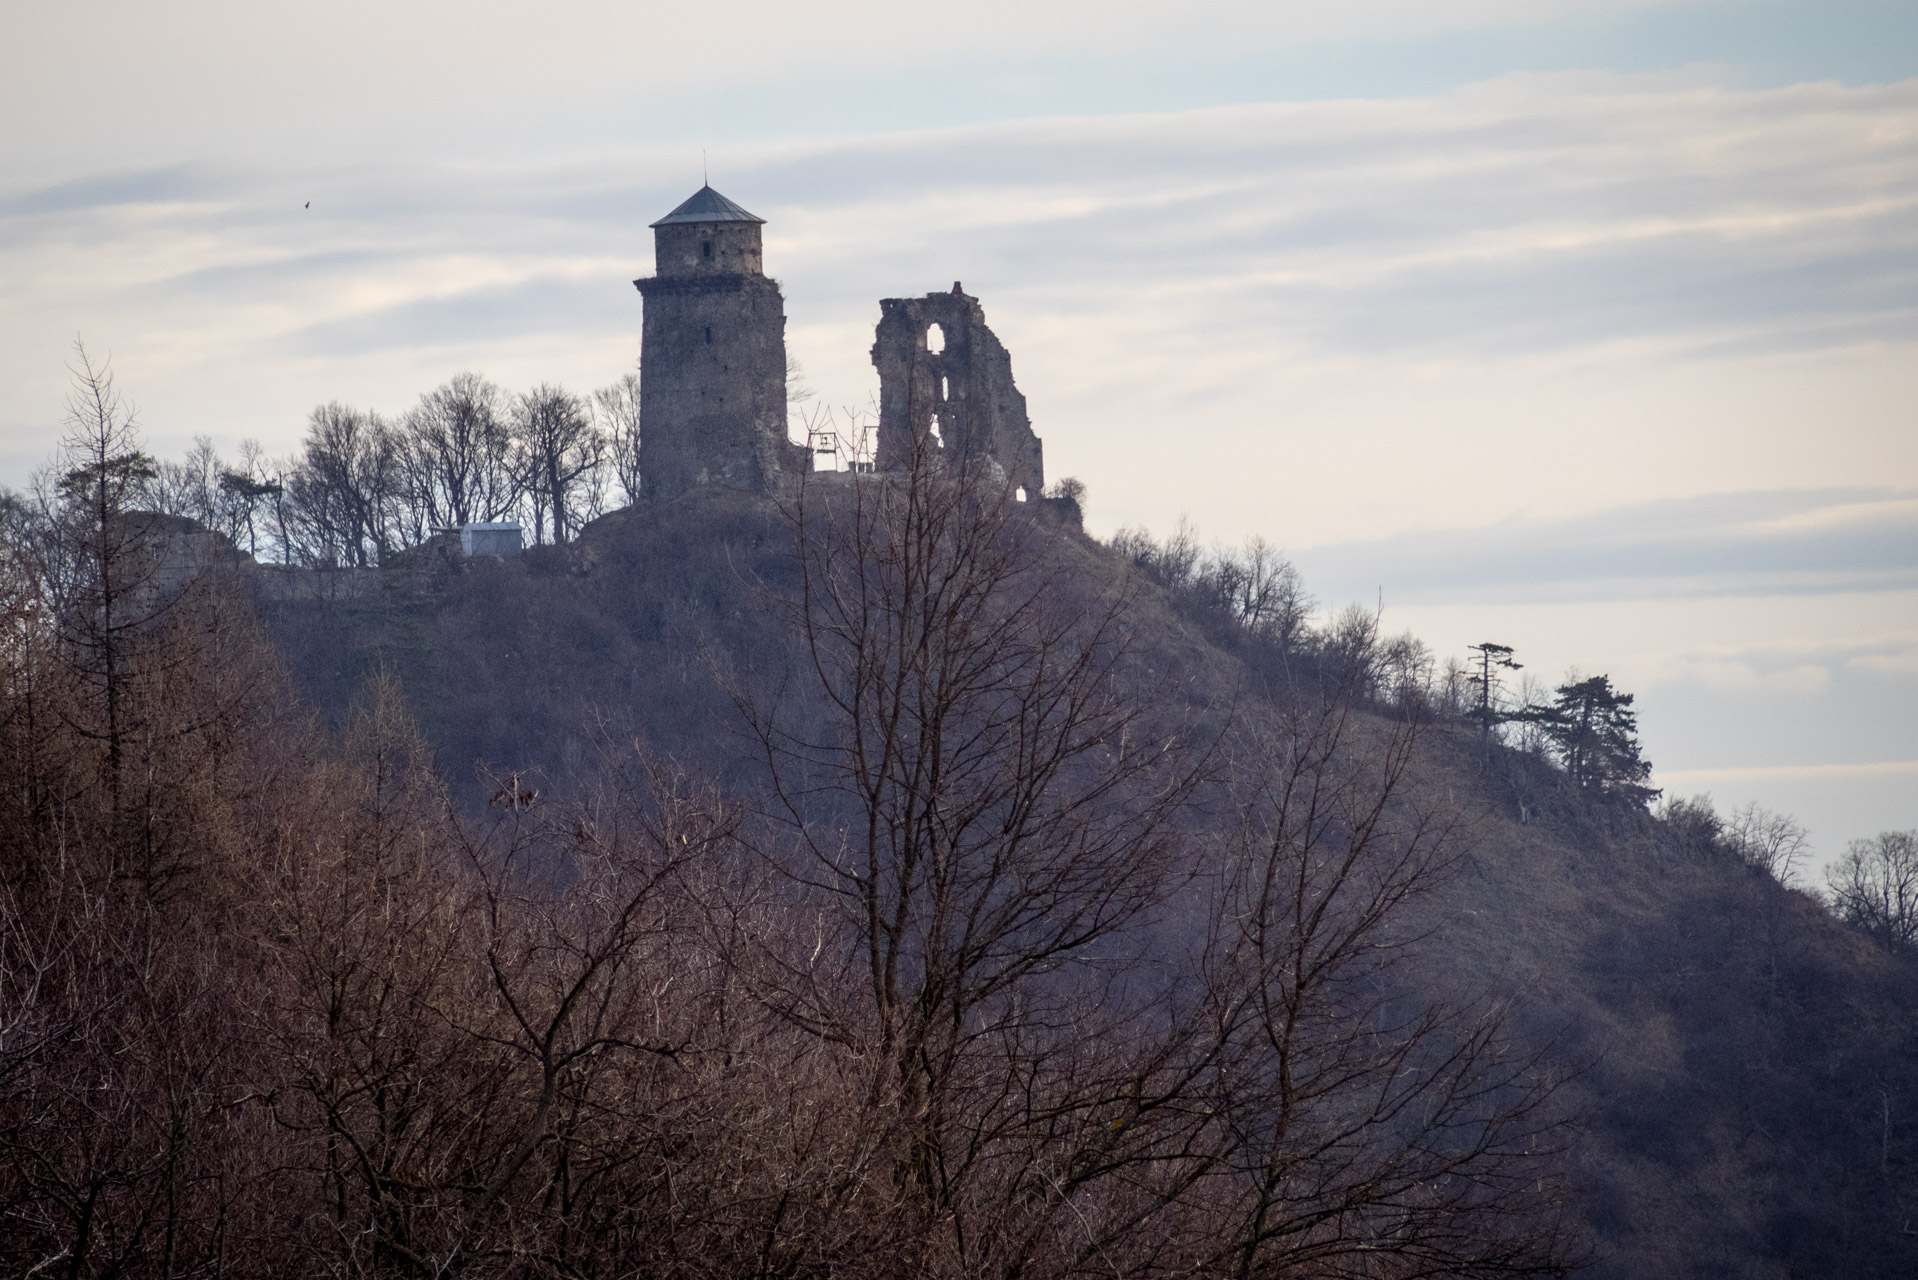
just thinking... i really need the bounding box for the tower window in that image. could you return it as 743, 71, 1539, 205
705, 326, 713, 343
926, 322, 945, 354
702, 240, 713, 259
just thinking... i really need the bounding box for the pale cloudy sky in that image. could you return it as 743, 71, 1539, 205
2, 0, 1912, 867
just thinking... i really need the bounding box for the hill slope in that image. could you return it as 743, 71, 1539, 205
254, 485, 1918, 1279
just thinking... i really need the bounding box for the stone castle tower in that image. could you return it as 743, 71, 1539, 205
634, 187, 1043, 503
633, 186, 804, 501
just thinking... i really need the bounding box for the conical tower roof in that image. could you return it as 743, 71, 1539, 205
650, 185, 766, 227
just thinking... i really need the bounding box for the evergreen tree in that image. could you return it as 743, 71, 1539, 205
1536, 674, 1658, 802
1464, 641, 1522, 737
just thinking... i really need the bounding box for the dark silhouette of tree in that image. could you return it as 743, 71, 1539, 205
1109, 524, 1316, 654
1535, 674, 1658, 803
742, 434, 1210, 1276
1317, 602, 1381, 693
724, 437, 1575, 1279
1197, 697, 1576, 1278
512, 383, 602, 544
1724, 801, 1811, 883
1465, 641, 1522, 738
285, 402, 402, 566
0, 389, 1591, 1277
0, 354, 289, 1277
216, 466, 281, 560
592, 370, 643, 506
40, 342, 167, 807
1827, 830, 1918, 954
401, 371, 516, 529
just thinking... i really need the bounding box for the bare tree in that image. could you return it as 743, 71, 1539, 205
1376, 628, 1435, 711
512, 383, 603, 544
0, 357, 291, 1277
1042, 475, 1086, 510
1231, 536, 1313, 649
739, 436, 1212, 1276
285, 402, 404, 567
1724, 801, 1812, 884
718, 435, 1577, 1279
149, 435, 223, 528
215, 440, 282, 561
36, 342, 164, 805
592, 371, 642, 506
1154, 516, 1204, 586
144, 436, 289, 563
786, 353, 815, 410
1316, 602, 1381, 694
1193, 698, 1576, 1278
1827, 830, 1918, 953
1435, 654, 1471, 718
401, 372, 517, 529
1510, 671, 1555, 756
248, 679, 783, 1277
1106, 527, 1313, 653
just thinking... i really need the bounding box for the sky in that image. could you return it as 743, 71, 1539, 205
2, 0, 1913, 873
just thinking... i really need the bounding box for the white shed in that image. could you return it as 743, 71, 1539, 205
460, 522, 523, 557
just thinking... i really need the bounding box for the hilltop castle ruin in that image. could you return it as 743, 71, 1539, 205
634, 186, 1044, 501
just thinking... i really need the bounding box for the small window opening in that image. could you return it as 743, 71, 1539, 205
704, 326, 713, 344
928, 421, 944, 448
702, 240, 713, 259
1015, 486, 1028, 502
926, 322, 945, 354
939, 375, 949, 400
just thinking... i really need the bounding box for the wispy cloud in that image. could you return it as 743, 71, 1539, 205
1660, 760, 1918, 783
1, 52, 1908, 843
1292, 488, 1918, 604
10, 1, 1918, 184
3, 72, 1913, 542
1645, 635, 1918, 701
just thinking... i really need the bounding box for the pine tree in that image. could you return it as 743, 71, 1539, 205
1537, 674, 1658, 803
1464, 641, 1522, 738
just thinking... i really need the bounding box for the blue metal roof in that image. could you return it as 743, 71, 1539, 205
650, 185, 766, 227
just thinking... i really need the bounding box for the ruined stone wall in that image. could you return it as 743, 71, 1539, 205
635, 221, 802, 502
871, 286, 1043, 496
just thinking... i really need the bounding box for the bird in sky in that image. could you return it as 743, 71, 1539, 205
304, 201, 310, 209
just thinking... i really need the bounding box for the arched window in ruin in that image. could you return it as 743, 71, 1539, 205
926, 322, 945, 354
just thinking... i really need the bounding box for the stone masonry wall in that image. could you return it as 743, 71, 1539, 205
871, 285, 1043, 496
635, 222, 802, 502
652, 221, 765, 279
